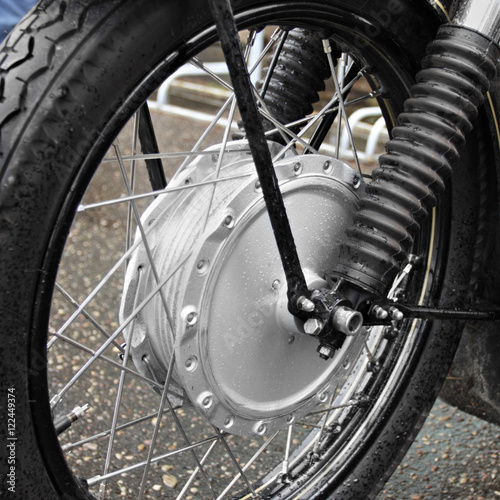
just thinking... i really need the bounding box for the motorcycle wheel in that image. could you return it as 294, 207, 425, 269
0, 0, 496, 498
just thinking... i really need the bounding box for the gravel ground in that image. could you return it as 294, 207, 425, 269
379, 399, 500, 500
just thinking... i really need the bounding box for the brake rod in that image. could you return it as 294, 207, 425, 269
368, 302, 500, 323
395, 304, 500, 321
208, 0, 309, 313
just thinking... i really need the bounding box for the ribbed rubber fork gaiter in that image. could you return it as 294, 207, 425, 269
333, 25, 500, 296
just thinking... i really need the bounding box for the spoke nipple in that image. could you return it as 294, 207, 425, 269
297, 296, 315, 312
278, 472, 292, 484
119, 342, 127, 360
304, 318, 323, 336
372, 305, 389, 320
352, 174, 361, 189
367, 361, 381, 373
388, 306, 404, 321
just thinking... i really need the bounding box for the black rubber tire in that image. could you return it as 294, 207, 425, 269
0, 1, 497, 499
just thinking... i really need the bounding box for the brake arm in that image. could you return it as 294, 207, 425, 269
208, 0, 310, 315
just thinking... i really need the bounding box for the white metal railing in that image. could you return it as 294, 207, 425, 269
150, 40, 388, 162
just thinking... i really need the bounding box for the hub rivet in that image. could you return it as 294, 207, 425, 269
223, 214, 234, 227
185, 356, 198, 371
255, 423, 267, 435
323, 160, 331, 172
318, 391, 329, 402
255, 180, 261, 189
202, 395, 213, 408
293, 162, 302, 174
186, 311, 198, 326
271, 279, 281, 290
224, 415, 234, 427
196, 259, 209, 274
288, 335, 295, 345
212, 153, 219, 163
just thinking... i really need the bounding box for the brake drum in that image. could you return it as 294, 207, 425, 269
120, 141, 365, 436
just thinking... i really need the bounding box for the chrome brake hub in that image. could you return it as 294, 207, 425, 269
120, 140, 366, 436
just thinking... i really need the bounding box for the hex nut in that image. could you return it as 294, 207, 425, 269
304, 318, 323, 336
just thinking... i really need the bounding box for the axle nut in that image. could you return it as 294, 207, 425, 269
332, 306, 363, 336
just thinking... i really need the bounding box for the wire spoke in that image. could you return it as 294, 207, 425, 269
273, 91, 341, 161
102, 147, 244, 163
116, 143, 175, 333
201, 91, 239, 231
335, 53, 349, 158
61, 409, 172, 452
215, 431, 281, 500
126, 110, 140, 252
189, 27, 282, 93
324, 39, 363, 176
98, 334, 135, 499
49, 250, 192, 408
213, 427, 257, 498
77, 171, 254, 212
138, 352, 177, 499
86, 434, 222, 487
55, 283, 124, 353
48, 328, 162, 390
281, 424, 293, 478
260, 30, 288, 98
304, 401, 358, 418
165, 398, 217, 498
176, 439, 220, 500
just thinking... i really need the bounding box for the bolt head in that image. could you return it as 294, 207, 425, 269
372, 305, 388, 320
317, 345, 335, 360
389, 307, 404, 321
297, 296, 315, 313
304, 318, 323, 336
